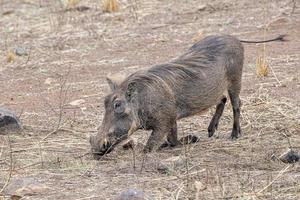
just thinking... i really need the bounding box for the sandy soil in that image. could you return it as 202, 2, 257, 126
0, 0, 299, 199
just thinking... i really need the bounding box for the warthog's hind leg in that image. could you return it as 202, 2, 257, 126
228, 88, 241, 139
208, 96, 227, 137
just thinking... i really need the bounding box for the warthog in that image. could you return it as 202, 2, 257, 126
90, 34, 285, 159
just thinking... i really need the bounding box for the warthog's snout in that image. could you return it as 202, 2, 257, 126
89, 134, 114, 159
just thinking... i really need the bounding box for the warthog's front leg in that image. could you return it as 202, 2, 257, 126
159, 121, 200, 150
159, 121, 180, 149
143, 128, 167, 153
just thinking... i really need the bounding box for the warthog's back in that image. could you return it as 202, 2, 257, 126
171, 35, 244, 118
125, 35, 244, 119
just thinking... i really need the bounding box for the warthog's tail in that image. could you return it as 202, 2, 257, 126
239, 34, 287, 43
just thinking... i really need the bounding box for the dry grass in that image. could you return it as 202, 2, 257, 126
192, 31, 204, 42
256, 53, 269, 76
0, 0, 299, 199
102, 0, 119, 13
6, 51, 15, 63
60, 0, 81, 9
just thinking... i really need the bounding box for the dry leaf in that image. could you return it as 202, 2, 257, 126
193, 31, 204, 42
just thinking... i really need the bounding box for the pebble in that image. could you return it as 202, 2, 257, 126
114, 189, 155, 200
14, 47, 28, 56
279, 149, 299, 163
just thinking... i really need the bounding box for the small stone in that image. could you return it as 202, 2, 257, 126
44, 78, 54, 85
15, 47, 28, 56
279, 149, 299, 163
197, 5, 207, 11
69, 99, 85, 106
114, 189, 155, 200
0, 107, 22, 134
280, 84, 287, 87
156, 156, 186, 174
76, 6, 90, 12
4, 177, 49, 196
10, 195, 22, 200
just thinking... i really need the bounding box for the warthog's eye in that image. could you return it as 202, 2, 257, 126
113, 100, 125, 114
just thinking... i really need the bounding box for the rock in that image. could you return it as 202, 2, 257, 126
114, 189, 155, 200
197, 5, 207, 11
14, 47, 28, 56
156, 156, 186, 174
10, 195, 22, 200
76, 6, 90, 12
279, 149, 299, 163
4, 177, 49, 197
0, 107, 22, 134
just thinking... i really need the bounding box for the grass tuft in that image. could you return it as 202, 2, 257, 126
6, 51, 16, 63
67, 0, 80, 9
256, 54, 269, 77
192, 31, 204, 42
255, 3, 270, 77
102, 0, 119, 13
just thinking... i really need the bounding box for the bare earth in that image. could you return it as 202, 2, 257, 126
0, 0, 300, 199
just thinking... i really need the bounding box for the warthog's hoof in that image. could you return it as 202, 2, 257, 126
230, 126, 241, 139
159, 134, 199, 150
179, 134, 199, 144
159, 141, 179, 149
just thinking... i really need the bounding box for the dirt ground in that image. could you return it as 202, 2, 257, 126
0, 0, 300, 199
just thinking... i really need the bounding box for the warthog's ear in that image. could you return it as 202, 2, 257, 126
106, 73, 127, 91
125, 82, 137, 101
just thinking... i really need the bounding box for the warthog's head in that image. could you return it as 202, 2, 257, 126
90, 74, 139, 159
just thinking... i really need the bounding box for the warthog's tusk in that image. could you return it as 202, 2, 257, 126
128, 121, 138, 136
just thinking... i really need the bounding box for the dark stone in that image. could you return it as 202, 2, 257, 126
114, 189, 155, 200
0, 107, 22, 134
280, 149, 299, 163
15, 47, 28, 56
